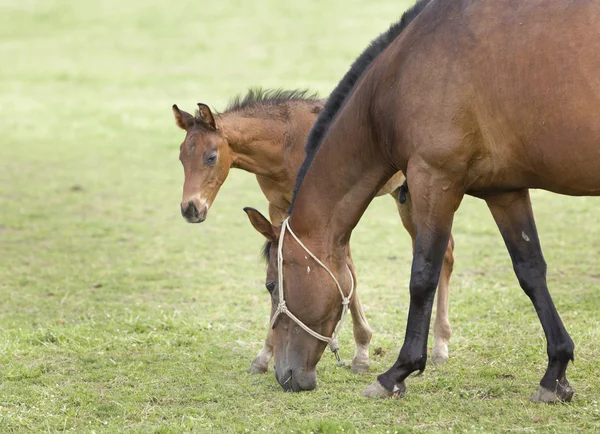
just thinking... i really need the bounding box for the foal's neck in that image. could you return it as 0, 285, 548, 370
217, 103, 316, 180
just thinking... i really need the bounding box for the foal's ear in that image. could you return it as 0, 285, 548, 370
172, 104, 194, 131
243, 207, 276, 242
197, 103, 216, 130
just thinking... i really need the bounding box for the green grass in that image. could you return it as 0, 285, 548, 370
1, 0, 600, 432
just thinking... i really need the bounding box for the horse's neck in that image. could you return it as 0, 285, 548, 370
290, 101, 394, 254
217, 111, 290, 179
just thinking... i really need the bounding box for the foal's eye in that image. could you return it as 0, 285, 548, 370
265, 281, 276, 293
205, 152, 217, 166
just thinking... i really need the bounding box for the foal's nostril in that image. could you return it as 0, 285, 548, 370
181, 200, 200, 220
187, 201, 198, 217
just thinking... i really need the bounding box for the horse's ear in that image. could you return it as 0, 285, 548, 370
172, 104, 194, 130
243, 207, 276, 242
197, 103, 216, 130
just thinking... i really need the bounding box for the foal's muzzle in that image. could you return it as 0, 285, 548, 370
180, 200, 207, 223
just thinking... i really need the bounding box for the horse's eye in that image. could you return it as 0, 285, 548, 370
265, 281, 276, 293
205, 152, 217, 166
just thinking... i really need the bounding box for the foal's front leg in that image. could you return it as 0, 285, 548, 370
345, 251, 372, 373
348, 286, 372, 373
249, 308, 274, 374
364, 170, 463, 397
249, 327, 273, 374
485, 190, 574, 402
248, 204, 287, 374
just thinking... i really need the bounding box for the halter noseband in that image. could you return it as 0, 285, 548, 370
271, 217, 354, 364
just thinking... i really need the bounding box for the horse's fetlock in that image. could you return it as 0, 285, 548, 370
398, 353, 427, 373
552, 339, 575, 363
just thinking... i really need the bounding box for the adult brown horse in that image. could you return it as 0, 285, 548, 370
172, 87, 454, 373
244, 0, 600, 401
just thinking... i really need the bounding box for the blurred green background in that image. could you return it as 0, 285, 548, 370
1, 0, 599, 432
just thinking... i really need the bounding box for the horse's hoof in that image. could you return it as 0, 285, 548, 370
350, 363, 369, 374
248, 362, 268, 374
530, 380, 574, 403
362, 380, 406, 398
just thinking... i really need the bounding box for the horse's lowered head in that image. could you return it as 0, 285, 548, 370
173, 103, 232, 223
244, 207, 354, 392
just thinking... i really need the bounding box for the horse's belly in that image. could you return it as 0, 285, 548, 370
467, 136, 600, 196
526, 141, 600, 196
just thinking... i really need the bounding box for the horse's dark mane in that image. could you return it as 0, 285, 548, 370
225, 88, 320, 113
261, 240, 272, 263
289, 0, 432, 209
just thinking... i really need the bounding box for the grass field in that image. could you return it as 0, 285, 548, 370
1, 0, 600, 432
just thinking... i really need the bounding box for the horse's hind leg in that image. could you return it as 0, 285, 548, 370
347, 252, 372, 373
364, 169, 463, 398
391, 188, 454, 365
485, 190, 574, 403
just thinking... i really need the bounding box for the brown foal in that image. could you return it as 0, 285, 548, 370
173, 89, 455, 373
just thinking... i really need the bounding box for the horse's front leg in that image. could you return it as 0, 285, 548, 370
364, 169, 463, 397
485, 190, 574, 403
392, 188, 454, 365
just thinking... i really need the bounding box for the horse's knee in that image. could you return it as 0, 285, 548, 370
514, 257, 547, 296
409, 267, 439, 300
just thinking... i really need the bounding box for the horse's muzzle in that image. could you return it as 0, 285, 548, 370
181, 200, 207, 223
274, 366, 317, 392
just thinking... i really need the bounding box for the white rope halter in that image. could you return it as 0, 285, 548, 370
271, 217, 354, 364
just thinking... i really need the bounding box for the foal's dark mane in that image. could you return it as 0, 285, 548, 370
289, 0, 432, 209
224, 88, 320, 113
191, 88, 320, 132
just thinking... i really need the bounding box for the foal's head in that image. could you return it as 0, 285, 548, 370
173, 104, 231, 223
245, 207, 352, 392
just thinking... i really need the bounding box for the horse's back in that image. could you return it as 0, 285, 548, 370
373, 0, 600, 195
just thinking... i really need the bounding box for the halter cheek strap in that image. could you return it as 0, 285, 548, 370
271, 217, 354, 364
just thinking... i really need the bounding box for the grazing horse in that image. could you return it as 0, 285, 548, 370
173, 88, 455, 373
243, 0, 600, 402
